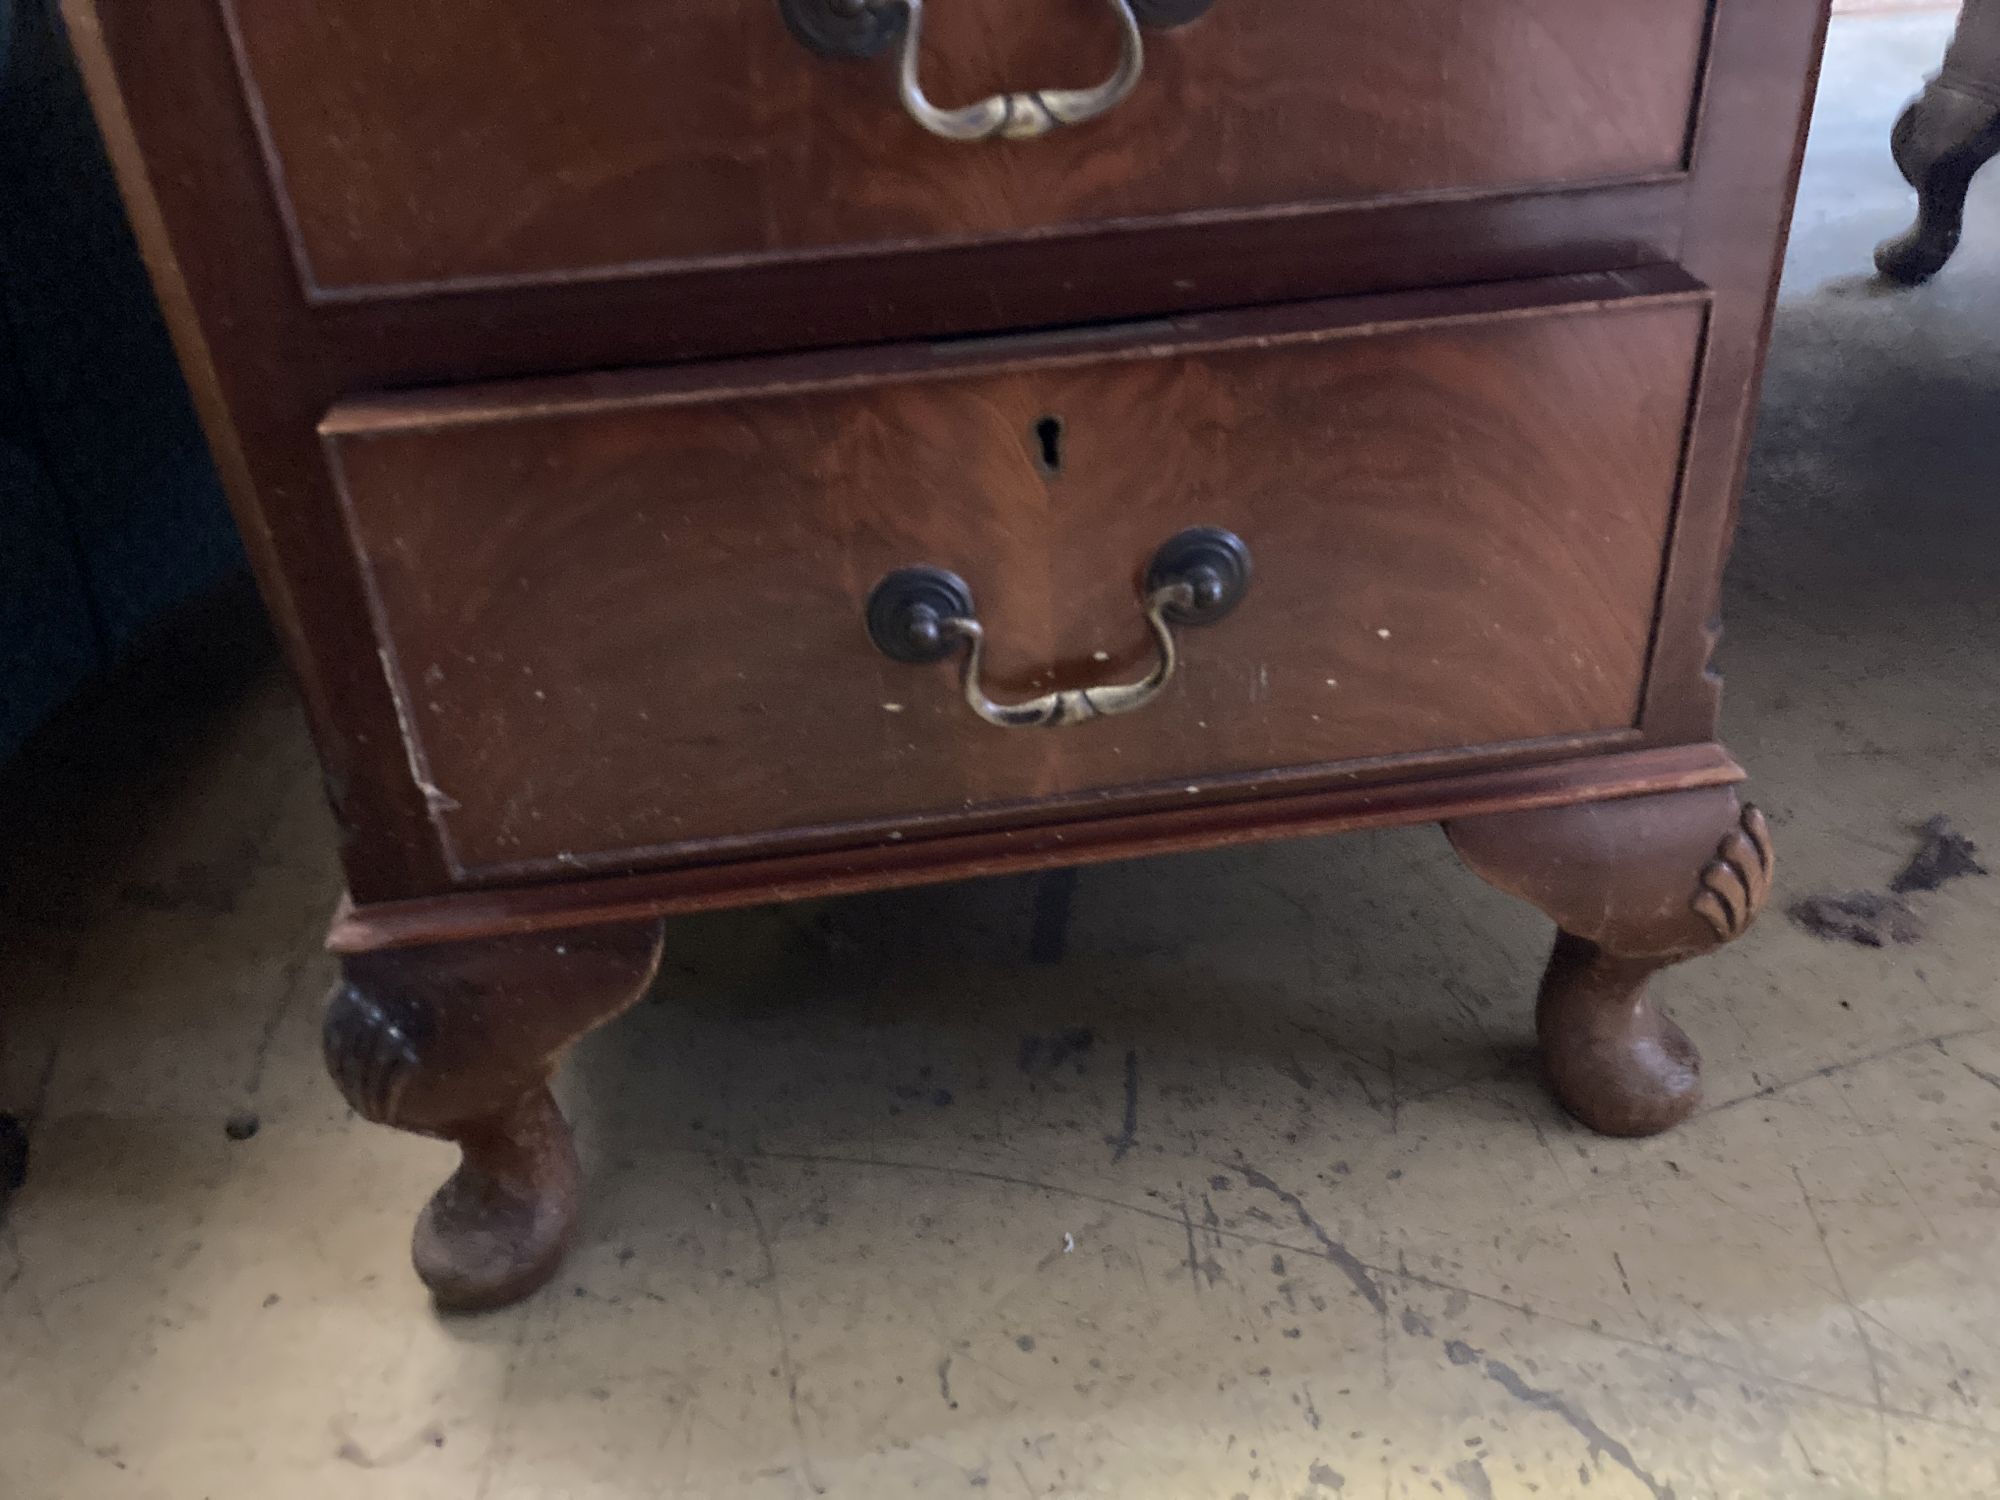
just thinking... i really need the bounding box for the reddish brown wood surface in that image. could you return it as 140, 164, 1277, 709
1640, 0, 1833, 741
63, 0, 1831, 919
218, 0, 1712, 297
327, 275, 1704, 882
328, 743, 1746, 953
60, 1, 1830, 1298
1446, 788, 1775, 1135
326, 921, 665, 1308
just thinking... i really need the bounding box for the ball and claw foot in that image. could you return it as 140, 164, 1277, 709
324, 923, 664, 1311
1446, 790, 1775, 1138
1875, 45, 2000, 286
412, 1085, 581, 1312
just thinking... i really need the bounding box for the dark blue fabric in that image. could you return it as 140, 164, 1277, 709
0, 0, 239, 762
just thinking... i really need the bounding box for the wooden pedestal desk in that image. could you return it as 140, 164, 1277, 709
70, 0, 1826, 1310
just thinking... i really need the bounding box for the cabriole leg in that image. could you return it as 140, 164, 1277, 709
1876, 4, 2000, 285
323, 922, 664, 1310
1444, 788, 1774, 1137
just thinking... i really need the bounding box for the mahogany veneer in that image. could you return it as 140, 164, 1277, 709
70, 0, 1828, 1310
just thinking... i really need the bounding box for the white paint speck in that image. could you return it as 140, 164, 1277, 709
1376, 628, 1392, 640
882, 702, 906, 713
1063, 1233, 1076, 1254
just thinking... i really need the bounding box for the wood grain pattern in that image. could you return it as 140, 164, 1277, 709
326, 274, 1705, 881
218, 0, 1714, 296
62, 0, 1829, 1288
63, 0, 1829, 925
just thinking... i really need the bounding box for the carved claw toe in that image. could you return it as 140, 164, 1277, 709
325, 924, 665, 1310
1692, 804, 1775, 942
323, 982, 428, 1123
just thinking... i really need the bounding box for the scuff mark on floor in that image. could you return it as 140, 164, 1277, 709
1233, 1164, 1385, 1313
1795, 1166, 1889, 1494
333, 1419, 446, 1468
736, 1165, 827, 1496
1449, 1456, 1496, 1500
1442, 1340, 1673, 1500
1107, 1050, 1139, 1163
1177, 1194, 1223, 1290
1179, 1199, 1205, 1298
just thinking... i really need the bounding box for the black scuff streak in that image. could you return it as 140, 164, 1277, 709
1450, 1456, 1496, 1500
1443, 1339, 1673, 1500
1179, 1199, 1204, 1298
937, 1355, 956, 1410
1108, 1049, 1139, 1162
1960, 1058, 2000, 1094
1234, 1164, 1386, 1313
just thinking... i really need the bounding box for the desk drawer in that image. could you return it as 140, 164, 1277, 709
325, 270, 1705, 883
228, 0, 1712, 299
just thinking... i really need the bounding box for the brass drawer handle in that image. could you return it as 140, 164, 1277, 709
779, 0, 1214, 143
866, 527, 1250, 728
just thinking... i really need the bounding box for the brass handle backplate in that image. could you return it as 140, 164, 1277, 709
779, 0, 1215, 143
865, 527, 1251, 728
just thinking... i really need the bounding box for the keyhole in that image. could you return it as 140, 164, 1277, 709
1034, 415, 1065, 475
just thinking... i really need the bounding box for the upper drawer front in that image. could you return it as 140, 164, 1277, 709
325, 270, 1706, 884
226, 0, 1713, 298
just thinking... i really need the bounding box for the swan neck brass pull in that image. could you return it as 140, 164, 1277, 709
779, 0, 1215, 143
865, 528, 1251, 730
946, 583, 1184, 727
895, 0, 1143, 142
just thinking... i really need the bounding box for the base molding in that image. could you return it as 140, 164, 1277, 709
329, 741, 1743, 954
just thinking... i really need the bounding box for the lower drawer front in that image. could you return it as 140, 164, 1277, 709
326, 271, 1705, 882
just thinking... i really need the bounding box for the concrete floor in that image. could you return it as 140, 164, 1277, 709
5, 13, 2000, 1498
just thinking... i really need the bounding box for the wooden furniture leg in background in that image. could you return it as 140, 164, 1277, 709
1877, 0, 2000, 285
323, 922, 665, 1311
1444, 788, 1774, 1137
